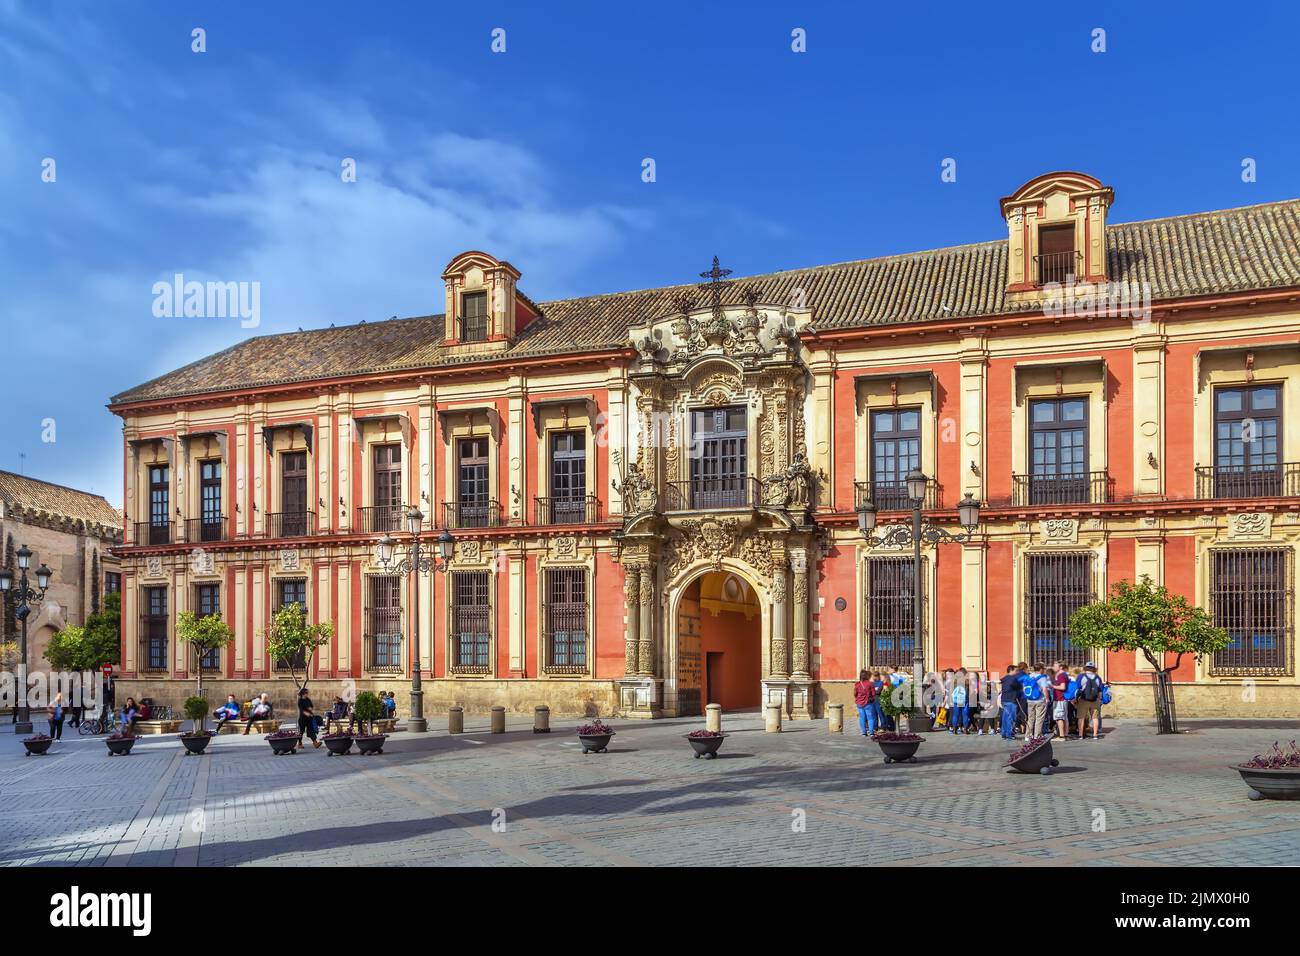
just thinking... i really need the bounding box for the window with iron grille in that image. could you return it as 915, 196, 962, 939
451, 571, 491, 672
1025, 553, 1094, 666
864, 557, 926, 668
273, 578, 308, 670
142, 586, 168, 671
195, 583, 222, 670
870, 407, 922, 510
544, 567, 588, 673
366, 575, 403, 672
460, 291, 488, 342
1210, 548, 1294, 676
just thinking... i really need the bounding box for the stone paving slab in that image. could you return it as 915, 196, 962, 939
2, 716, 1298, 866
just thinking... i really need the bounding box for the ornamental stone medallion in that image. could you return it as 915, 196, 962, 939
1039, 518, 1078, 544
553, 535, 578, 559
189, 547, 216, 576
1228, 512, 1271, 540
457, 539, 482, 563
279, 548, 300, 572
145, 556, 164, 579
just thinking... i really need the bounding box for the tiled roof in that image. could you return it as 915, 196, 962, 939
0, 471, 123, 530
112, 198, 1300, 405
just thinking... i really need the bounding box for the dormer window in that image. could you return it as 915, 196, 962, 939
461, 291, 488, 342
1036, 224, 1077, 285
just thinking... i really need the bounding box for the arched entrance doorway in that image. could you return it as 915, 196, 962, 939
674, 570, 762, 716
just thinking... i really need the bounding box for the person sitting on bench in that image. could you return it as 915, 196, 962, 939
213, 694, 242, 731
241, 693, 273, 734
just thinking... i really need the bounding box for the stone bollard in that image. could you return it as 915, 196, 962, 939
828, 702, 844, 733
448, 706, 464, 734
533, 705, 551, 734
490, 706, 506, 734
765, 702, 782, 733
705, 703, 722, 733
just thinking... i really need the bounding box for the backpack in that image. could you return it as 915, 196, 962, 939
1079, 674, 1102, 702
1024, 675, 1045, 701
1064, 679, 1078, 701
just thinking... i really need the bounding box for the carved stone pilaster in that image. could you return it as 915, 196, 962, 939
790, 550, 810, 680
770, 558, 789, 679
623, 567, 640, 676
638, 566, 655, 676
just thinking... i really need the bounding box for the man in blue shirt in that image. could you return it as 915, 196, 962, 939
999, 665, 1023, 740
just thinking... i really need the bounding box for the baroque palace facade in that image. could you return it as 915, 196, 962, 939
111, 172, 1300, 718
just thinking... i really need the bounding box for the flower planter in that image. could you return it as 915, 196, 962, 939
874, 735, 922, 764
1233, 766, 1300, 800
265, 734, 299, 756
685, 733, 727, 759
105, 736, 136, 757
324, 735, 354, 756
1007, 737, 1059, 775
902, 713, 933, 734
577, 732, 613, 754
355, 734, 387, 755
22, 737, 52, 756
179, 732, 214, 755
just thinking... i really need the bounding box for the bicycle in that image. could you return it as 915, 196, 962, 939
78, 710, 121, 736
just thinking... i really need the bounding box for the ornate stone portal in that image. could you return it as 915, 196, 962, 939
615, 263, 820, 719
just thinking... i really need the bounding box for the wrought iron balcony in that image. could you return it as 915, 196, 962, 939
534, 495, 601, 525
267, 511, 316, 538
442, 499, 501, 529
356, 504, 405, 534
1011, 471, 1111, 506
186, 516, 226, 543
854, 478, 942, 512
133, 521, 172, 546
1195, 463, 1300, 500
664, 476, 759, 511
1034, 250, 1081, 285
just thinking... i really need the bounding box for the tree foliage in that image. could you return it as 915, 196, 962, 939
352, 690, 383, 735
1068, 576, 1229, 674
44, 592, 122, 672
176, 607, 236, 696
263, 601, 333, 691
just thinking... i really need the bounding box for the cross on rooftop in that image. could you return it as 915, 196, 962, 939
698, 256, 733, 322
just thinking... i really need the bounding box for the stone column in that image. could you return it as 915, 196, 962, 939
790, 550, 810, 679
637, 564, 655, 676
623, 565, 640, 675
770, 560, 790, 679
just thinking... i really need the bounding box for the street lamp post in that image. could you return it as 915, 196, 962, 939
375, 509, 453, 733
0, 544, 53, 735
857, 470, 980, 703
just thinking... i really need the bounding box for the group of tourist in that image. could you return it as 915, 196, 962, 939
853, 661, 1110, 742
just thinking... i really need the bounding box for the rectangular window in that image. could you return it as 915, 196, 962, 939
451, 571, 491, 672
1210, 548, 1293, 676
371, 444, 403, 532
280, 452, 308, 536
148, 465, 170, 544
1213, 385, 1282, 498
689, 405, 748, 508
1026, 398, 1090, 504
1024, 553, 1094, 666
365, 575, 403, 672
870, 407, 922, 510
545, 567, 588, 673
142, 586, 168, 671
865, 557, 924, 668
105, 572, 121, 594
273, 578, 308, 670
460, 291, 488, 342
1036, 224, 1076, 284
198, 460, 223, 541
548, 431, 587, 523
455, 437, 491, 527
195, 583, 222, 670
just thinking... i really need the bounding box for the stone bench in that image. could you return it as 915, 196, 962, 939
217, 719, 280, 735
133, 719, 183, 735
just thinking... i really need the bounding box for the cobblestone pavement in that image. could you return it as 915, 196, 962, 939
2, 715, 1298, 866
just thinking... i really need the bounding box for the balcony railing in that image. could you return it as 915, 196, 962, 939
664, 476, 759, 511
1196, 463, 1300, 500
442, 499, 501, 529
854, 478, 942, 512
133, 521, 172, 546
1034, 250, 1081, 285
357, 505, 405, 534
534, 495, 601, 525
1012, 471, 1111, 506
186, 516, 226, 543
267, 511, 316, 538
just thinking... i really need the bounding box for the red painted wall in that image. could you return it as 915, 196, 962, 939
698, 607, 762, 710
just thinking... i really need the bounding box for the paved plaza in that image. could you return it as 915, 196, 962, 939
2, 714, 1298, 866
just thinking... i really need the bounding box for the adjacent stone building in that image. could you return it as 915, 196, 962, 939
0, 471, 123, 670
108, 173, 1300, 717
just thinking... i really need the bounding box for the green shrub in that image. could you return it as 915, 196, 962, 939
353, 691, 383, 734
183, 695, 210, 732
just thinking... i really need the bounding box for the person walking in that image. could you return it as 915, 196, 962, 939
47, 692, 66, 740
1075, 662, 1106, 740
999, 665, 1022, 740
853, 670, 879, 736
296, 687, 321, 749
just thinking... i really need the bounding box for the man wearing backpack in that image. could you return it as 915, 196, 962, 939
1021, 663, 1050, 742
1075, 661, 1106, 740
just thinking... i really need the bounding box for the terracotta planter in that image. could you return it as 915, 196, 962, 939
1233, 765, 1300, 800
577, 732, 613, 754
22, 737, 52, 756
105, 736, 136, 756
266, 735, 299, 755
355, 734, 387, 755
180, 732, 214, 755
876, 738, 922, 764
1007, 740, 1059, 775
324, 735, 354, 756
685, 733, 727, 759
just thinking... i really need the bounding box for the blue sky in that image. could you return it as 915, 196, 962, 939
2, 1, 1298, 506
